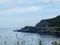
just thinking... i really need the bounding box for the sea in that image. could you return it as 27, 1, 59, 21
0, 28, 60, 45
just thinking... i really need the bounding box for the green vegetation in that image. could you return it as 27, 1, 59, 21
21, 26, 37, 31
39, 41, 43, 45
47, 15, 60, 27
38, 41, 60, 45
52, 41, 58, 45
51, 41, 60, 45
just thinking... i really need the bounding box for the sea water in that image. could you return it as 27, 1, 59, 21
0, 28, 60, 45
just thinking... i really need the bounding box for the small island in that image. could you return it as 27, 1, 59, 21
14, 15, 60, 37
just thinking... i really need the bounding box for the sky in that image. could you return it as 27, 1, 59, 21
0, 0, 60, 29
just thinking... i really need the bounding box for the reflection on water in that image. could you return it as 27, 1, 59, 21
0, 28, 60, 45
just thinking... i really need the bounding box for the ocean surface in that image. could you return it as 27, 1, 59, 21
0, 28, 60, 45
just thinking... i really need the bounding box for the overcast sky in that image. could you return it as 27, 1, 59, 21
0, 0, 60, 29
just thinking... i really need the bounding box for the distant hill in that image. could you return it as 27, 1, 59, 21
36, 15, 60, 27
36, 15, 60, 31
14, 15, 60, 37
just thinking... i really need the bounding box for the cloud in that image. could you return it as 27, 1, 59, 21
0, 0, 32, 3
0, 0, 60, 9
52, 0, 60, 2
37, 0, 60, 2
0, 6, 42, 14
48, 9, 60, 12
0, 0, 60, 5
